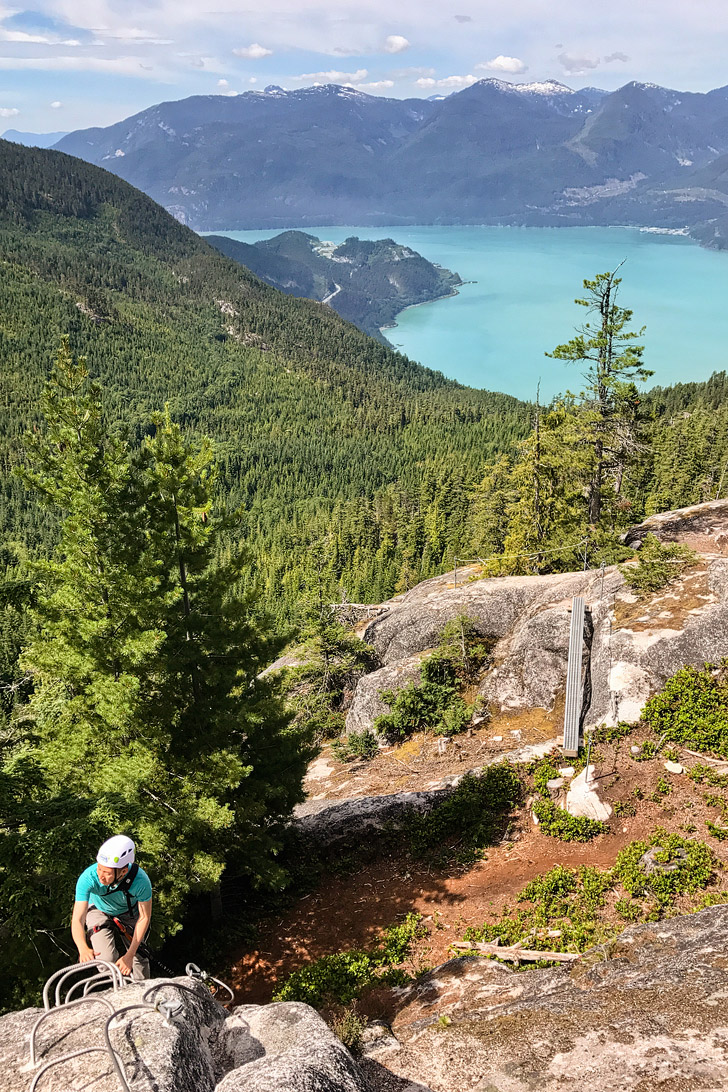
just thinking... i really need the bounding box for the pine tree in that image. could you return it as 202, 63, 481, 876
547, 267, 652, 524
16, 347, 310, 947
500, 402, 594, 573
138, 411, 311, 891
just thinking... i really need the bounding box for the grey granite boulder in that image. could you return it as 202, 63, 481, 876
0, 977, 226, 1092
1, 980, 369, 1092
217, 1003, 371, 1091
345, 654, 425, 735
367, 906, 728, 1092
342, 501, 728, 736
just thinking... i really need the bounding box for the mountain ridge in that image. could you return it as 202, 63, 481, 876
52, 79, 728, 244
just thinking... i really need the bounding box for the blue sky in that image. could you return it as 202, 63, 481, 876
1, 1, 728, 133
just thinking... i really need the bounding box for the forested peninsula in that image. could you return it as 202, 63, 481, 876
206, 230, 462, 343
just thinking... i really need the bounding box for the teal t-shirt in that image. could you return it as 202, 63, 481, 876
75, 863, 153, 915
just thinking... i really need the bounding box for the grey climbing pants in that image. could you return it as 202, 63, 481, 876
86, 906, 150, 981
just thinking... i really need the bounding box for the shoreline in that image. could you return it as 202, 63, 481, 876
380, 282, 473, 333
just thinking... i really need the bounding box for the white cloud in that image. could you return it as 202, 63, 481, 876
50, 100, 63, 108
604, 51, 629, 63
355, 79, 394, 90
383, 35, 409, 54
232, 43, 272, 60
557, 52, 600, 75
416, 74, 478, 90
0, 29, 80, 45
296, 68, 368, 82
93, 27, 173, 45
0, 106, 19, 117
217, 77, 228, 87
477, 55, 528, 75
249, 76, 257, 84
0, 55, 163, 79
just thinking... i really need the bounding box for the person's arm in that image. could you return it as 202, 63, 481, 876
71, 900, 95, 963
116, 898, 152, 975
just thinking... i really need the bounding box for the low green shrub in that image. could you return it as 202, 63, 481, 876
331, 730, 379, 762
531, 757, 562, 796
619, 533, 698, 595
706, 821, 728, 841
590, 722, 634, 744
614, 897, 642, 921
533, 798, 607, 841
273, 913, 424, 1008
329, 1006, 367, 1053
375, 615, 490, 740
463, 835, 718, 961
401, 763, 522, 865
466, 864, 617, 956
642, 661, 728, 758
688, 764, 728, 787
632, 740, 658, 762
614, 830, 714, 908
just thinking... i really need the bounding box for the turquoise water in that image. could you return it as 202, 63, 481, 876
211, 226, 728, 401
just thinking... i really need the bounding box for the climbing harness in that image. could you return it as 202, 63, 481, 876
27, 959, 235, 1092
103, 860, 140, 915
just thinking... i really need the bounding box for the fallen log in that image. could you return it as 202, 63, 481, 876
450, 940, 580, 964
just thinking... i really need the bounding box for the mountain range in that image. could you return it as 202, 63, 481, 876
2, 129, 68, 148
54, 79, 728, 246
206, 230, 461, 341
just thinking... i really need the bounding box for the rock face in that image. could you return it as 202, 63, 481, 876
344, 501, 728, 737
362, 906, 728, 1092
0, 977, 370, 1092
218, 1004, 369, 1091
295, 740, 557, 845
345, 655, 425, 735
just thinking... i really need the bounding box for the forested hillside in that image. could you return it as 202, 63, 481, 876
2, 141, 728, 620
0, 140, 527, 621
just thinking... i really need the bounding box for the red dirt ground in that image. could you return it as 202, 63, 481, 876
228, 726, 728, 1010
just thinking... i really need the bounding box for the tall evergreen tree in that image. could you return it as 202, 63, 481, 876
547, 268, 652, 524
16, 345, 309, 947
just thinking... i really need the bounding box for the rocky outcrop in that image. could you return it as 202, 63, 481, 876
294, 740, 557, 845
362, 905, 728, 1092
623, 497, 728, 553
344, 501, 728, 736
0, 977, 370, 1092
345, 655, 424, 735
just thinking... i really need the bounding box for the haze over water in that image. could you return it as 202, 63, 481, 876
215, 226, 728, 401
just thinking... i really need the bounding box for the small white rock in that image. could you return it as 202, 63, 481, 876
631, 745, 640, 754
510, 729, 522, 739
491, 735, 503, 742
547, 778, 565, 790
664, 760, 684, 774
559, 767, 575, 778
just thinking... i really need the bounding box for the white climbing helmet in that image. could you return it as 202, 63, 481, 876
97, 835, 135, 869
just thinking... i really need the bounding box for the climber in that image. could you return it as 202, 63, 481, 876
71, 834, 153, 980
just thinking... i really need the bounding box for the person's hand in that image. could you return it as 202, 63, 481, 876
78, 946, 96, 963
116, 953, 134, 976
